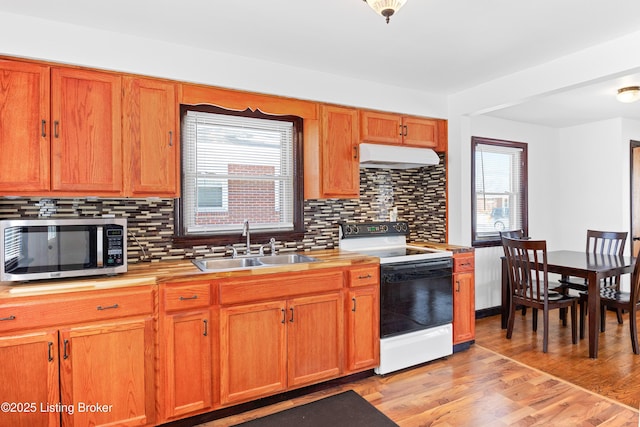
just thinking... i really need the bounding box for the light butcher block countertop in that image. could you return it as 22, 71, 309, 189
0, 249, 380, 299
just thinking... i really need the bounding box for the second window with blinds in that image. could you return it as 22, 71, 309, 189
471, 136, 528, 247
177, 105, 304, 243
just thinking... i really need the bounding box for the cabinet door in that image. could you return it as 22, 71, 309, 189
51, 67, 123, 195
360, 110, 403, 144
162, 310, 212, 420
59, 317, 155, 427
0, 330, 60, 427
346, 287, 379, 372
453, 271, 475, 344
403, 116, 438, 148
287, 293, 343, 387
123, 77, 179, 197
321, 105, 359, 197
219, 301, 287, 405
0, 60, 50, 194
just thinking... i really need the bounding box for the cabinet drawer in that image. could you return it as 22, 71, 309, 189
348, 266, 379, 287
164, 282, 211, 311
453, 253, 475, 273
0, 287, 154, 333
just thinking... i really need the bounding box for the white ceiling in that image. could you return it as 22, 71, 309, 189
2, 0, 640, 128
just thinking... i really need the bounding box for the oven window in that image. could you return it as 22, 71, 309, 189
380, 262, 453, 338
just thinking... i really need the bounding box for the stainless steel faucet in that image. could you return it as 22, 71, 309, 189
242, 219, 251, 255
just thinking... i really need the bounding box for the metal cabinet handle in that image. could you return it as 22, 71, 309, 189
203, 319, 208, 337
48, 341, 54, 362
353, 145, 358, 159
179, 295, 198, 301
399, 124, 403, 136
289, 307, 294, 323
403, 125, 408, 136
97, 303, 119, 311
41, 120, 47, 137
352, 297, 357, 312
63, 339, 69, 359
169, 130, 173, 147
0, 315, 16, 321
358, 274, 372, 279
456, 280, 461, 292
281, 308, 286, 324
54, 121, 59, 138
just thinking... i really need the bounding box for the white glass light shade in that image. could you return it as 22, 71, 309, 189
617, 86, 640, 103
364, 0, 408, 23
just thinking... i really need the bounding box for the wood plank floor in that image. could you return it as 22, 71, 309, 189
196, 310, 640, 426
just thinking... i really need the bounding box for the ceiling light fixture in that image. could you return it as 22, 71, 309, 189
616, 86, 640, 103
363, 0, 407, 24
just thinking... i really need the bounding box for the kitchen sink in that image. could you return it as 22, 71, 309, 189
257, 254, 318, 265
192, 253, 319, 272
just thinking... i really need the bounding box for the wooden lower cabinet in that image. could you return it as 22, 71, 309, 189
0, 330, 61, 427
346, 287, 379, 372
161, 309, 212, 420
219, 292, 344, 406
59, 317, 155, 427
0, 286, 156, 427
453, 252, 476, 346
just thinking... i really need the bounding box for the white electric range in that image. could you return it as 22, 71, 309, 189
339, 221, 454, 375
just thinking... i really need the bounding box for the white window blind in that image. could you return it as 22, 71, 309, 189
182, 110, 295, 235
472, 137, 528, 246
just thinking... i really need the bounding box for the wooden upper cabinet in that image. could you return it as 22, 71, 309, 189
51, 67, 123, 195
0, 60, 51, 194
123, 77, 179, 197
360, 110, 441, 149
319, 105, 359, 198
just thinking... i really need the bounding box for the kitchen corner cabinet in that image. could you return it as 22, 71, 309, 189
0, 286, 156, 427
158, 282, 213, 422
360, 110, 440, 149
123, 77, 179, 197
345, 265, 380, 372
452, 252, 476, 347
305, 105, 359, 199
218, 270, 344, 405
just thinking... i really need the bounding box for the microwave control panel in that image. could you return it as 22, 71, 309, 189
105, 226, 125, 266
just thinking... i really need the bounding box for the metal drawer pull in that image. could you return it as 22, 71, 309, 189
63, 339, 69, 359
352, 297, 357, 312
460, 262, 471, 267
358, 274, 372, 279
0, 315, 16, 321
179, 295, 198, 301
48, 342, 54, 362
203, 319, 208, 337
97, 303, 119, 311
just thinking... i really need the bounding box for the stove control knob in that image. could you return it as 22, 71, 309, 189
401, 223, 408, 232
381, 225, 388, 232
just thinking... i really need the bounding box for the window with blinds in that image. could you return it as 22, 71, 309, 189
471, 137, 528, 247
180, 107, 301, 237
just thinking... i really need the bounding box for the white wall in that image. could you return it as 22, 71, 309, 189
0, 11, 447, 119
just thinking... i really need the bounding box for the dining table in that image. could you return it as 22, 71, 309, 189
501, 250, 635, 358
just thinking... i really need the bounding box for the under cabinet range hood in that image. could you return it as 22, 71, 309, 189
359, 143, 440, 169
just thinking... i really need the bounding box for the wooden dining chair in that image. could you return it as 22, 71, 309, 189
501, 236, 578, 353
500, 230, 528, 316
594, 255, 640, 354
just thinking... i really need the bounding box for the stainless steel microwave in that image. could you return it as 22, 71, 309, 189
0, 218, 127, 282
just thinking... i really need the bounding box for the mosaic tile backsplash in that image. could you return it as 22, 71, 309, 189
0, 156, 446, 263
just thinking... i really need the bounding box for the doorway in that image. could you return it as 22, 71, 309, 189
631, 140, 640, 256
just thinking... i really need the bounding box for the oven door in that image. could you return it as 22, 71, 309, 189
380, 258, 453, 338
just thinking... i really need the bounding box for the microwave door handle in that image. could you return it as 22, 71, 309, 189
96, 226, 103, 267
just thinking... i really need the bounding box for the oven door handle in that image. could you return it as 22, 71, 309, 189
381, 259, 452, 272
